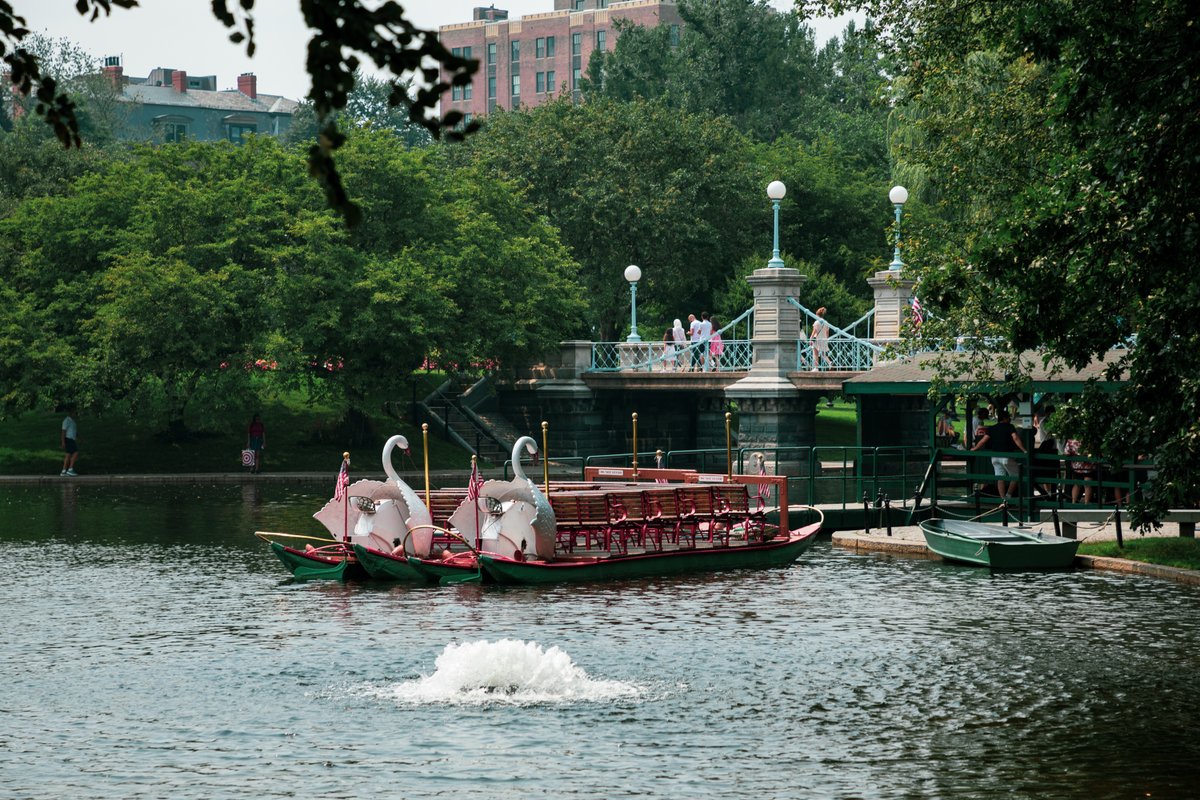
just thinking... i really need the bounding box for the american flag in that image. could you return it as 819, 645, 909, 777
911, 296, 925, 326
334, 456, 350, 502
756, 456, 771, 507
466, 458, 484, 502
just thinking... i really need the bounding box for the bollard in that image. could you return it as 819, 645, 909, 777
884, 493, 893, 537
862, 492, 872, 536
1114, 503, 1124, 548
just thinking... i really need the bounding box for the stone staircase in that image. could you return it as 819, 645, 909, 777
417, 376, 514, 466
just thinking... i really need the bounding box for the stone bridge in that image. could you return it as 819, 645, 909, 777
489, 265, 916, 467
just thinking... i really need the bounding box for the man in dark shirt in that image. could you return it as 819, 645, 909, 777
970, 409, 1027, 499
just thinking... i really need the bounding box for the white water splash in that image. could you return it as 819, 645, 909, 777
368, 639, 645, 706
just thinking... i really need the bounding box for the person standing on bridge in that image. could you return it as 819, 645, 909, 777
697, 312, 714, 371
671, 318, 687, 371
811, 307, 831, 371
687, 313, 702, 371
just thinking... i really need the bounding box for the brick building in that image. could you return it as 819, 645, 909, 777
439, 1, 683, 122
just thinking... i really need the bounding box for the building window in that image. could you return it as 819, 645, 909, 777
574, 0, 585, 9
452, 47, 461, 57
599, 0, 608, 6
488, 76, 496, 98
511, 74, 520, 96
452, 84, 462, 101
547, 36, 556, 57
572, 67, 581, 89
670, 24, 680, 47
487, 43, 496, 64
511, 40, 520, 61
464, 112, 473, 126
596, 30, 606, 51
463, 46, 473, 60
464, 81, 473, 100
161, 122, 188, 142
546, 70, 556, 93
536, 72, 545, 93
227, 123, 256, 144
536, 38, 545, 59
572, 32, 582, 56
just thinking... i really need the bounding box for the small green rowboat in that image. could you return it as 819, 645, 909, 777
268, 540, 366, 581
477, 521, 821, 585
919, 518, 1078, 570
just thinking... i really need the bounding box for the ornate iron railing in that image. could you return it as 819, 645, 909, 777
590, 308, 754, 372
789, 298, 885, 372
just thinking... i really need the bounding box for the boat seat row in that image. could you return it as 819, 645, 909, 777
549, 484, 766, 554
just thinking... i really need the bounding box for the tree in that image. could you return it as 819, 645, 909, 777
0, 0, 477, 225
453, 97, 762, 339
0, 132, 585, 438
807, 0, 1200, 519
283, 72, 433, 149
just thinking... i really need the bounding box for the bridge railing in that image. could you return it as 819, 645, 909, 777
789, 299, 887, 372
590, 308, 754, 372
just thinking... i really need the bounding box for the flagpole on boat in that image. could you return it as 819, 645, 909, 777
471, 454, 481, 551
341, 451, 350, 542
725, 412, 733, 481
541, 421, 550, 497
631, 412, 639, 479
421, 423, 431, 509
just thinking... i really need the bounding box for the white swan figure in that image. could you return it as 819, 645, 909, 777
382, 434, 435, 557
447, 436, 557, 559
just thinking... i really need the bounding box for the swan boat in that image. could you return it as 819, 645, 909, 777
257, 435, 473, 582
919, 518, 1079, 570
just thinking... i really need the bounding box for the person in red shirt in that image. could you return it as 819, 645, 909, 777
246, 414, 266, 474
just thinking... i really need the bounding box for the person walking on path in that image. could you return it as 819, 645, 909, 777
697, 312, 714, 371
811, 307, 831, 371
60, 410, 79, 476
970, 409, 1027, 500
247, 414, 266, 474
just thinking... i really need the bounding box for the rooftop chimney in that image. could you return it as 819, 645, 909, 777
172, 69, 187, 93
473, 6, 509, 21
237, 72, 257, 99
102, 55, 124, 90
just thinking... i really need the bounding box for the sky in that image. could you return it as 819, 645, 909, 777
19, 0, 861, 102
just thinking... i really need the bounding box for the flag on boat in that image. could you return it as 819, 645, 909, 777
334, 456, 350, 502
756, 455, 771, 507
466, 458, 484, 502
911, 295, 924, 326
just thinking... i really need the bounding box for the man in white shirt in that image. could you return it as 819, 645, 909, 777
697, 312, 714, 371
687, 314, 702, 371
61, 411, 79, 476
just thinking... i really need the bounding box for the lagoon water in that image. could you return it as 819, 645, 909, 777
2, 483, 1199, 799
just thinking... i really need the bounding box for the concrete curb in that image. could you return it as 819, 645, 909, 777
830, 532, 933, 558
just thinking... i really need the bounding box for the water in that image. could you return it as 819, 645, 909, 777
2, 483, 1199, 799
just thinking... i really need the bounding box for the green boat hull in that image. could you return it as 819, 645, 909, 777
406, 556, 479, 584
269, 541, 362, 581
478, 523, 820, 585
920, 519, 1078, 570
351, 544, 429, 582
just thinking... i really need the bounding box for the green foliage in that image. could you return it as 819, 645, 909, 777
453, 97, 760, 339
809, 0, 1200, 518
0, 133, 584, 438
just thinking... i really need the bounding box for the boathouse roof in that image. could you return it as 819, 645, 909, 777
842, 350, 1126, 395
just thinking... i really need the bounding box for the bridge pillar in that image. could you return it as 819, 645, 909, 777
726, 266, 815, 473
867, 269, 915, 340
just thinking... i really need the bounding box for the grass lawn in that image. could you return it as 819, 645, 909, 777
1078, 537, 1200, 571
814, 398, 857, 448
